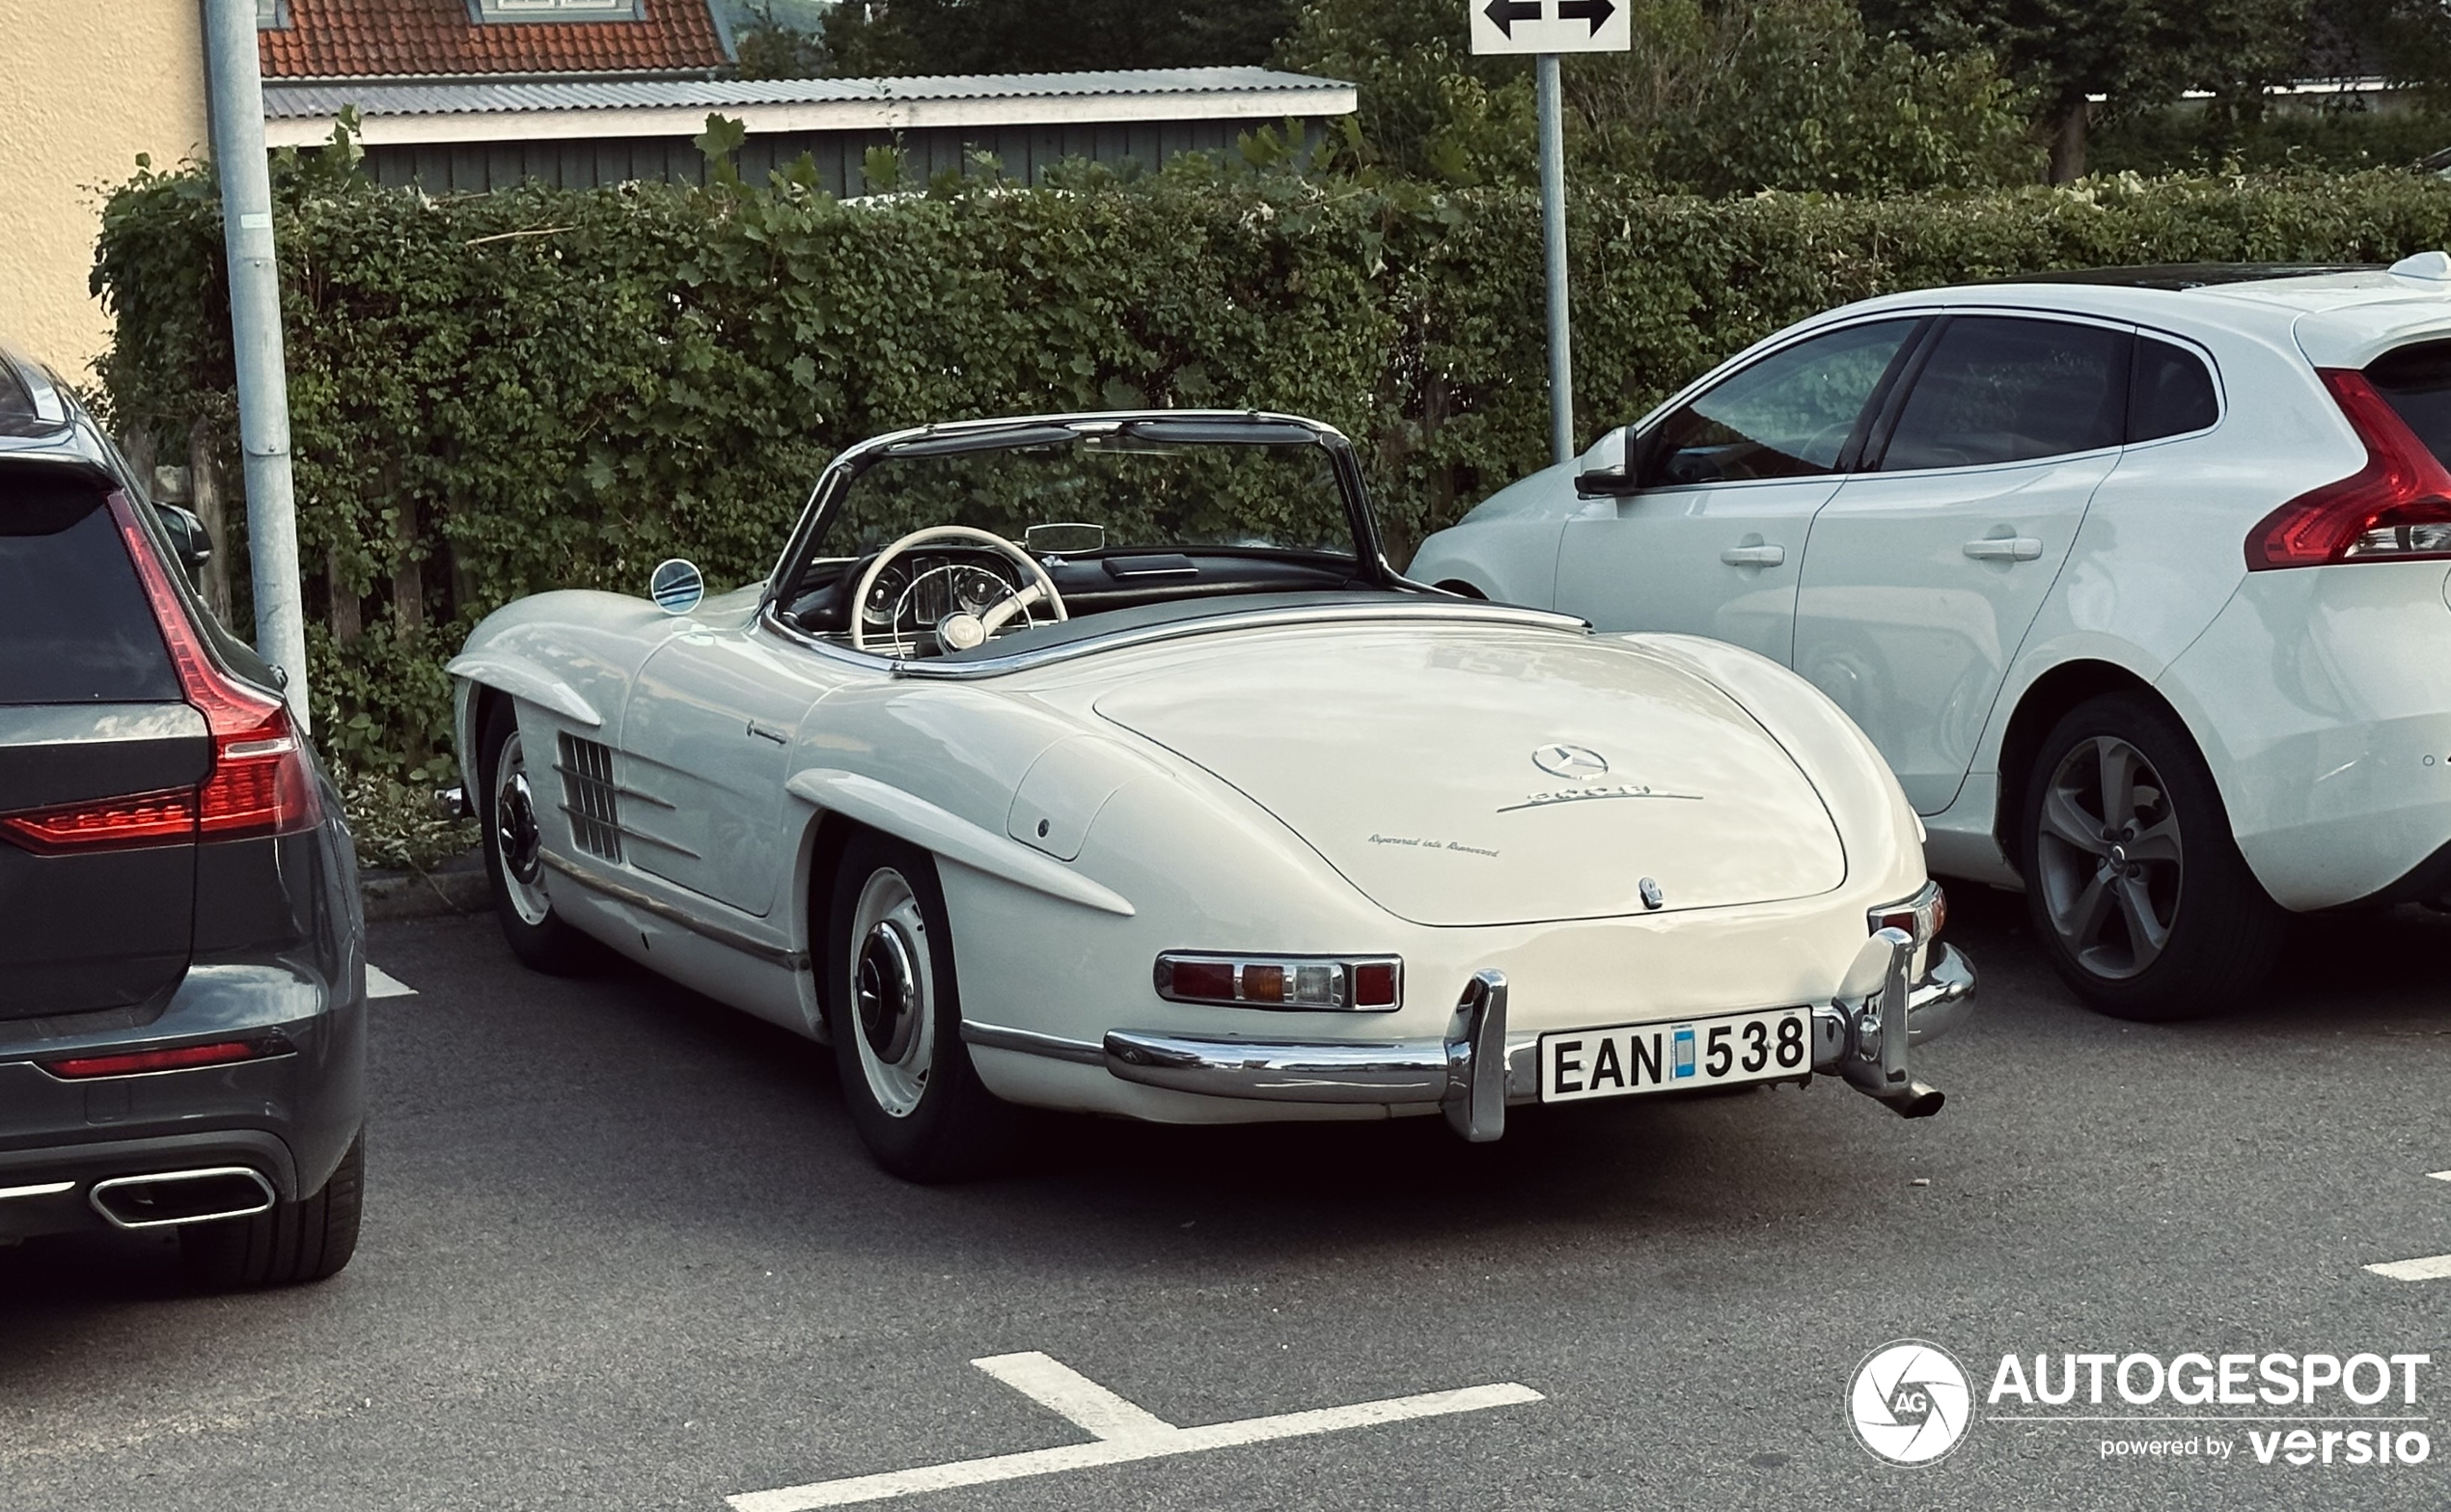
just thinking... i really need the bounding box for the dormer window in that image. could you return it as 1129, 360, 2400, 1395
473, 0, 643, 20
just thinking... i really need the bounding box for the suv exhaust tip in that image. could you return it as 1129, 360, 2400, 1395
88, 1168, 276, 1230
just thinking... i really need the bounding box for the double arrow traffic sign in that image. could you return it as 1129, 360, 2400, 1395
1471, 0, 1630, 53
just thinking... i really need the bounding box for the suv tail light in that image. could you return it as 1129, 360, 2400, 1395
2247, 369, 2451, 569
105, 492, 318, 841
0, 494, 319, 855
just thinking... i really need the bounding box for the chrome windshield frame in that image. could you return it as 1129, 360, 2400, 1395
757, 410, 1397, 618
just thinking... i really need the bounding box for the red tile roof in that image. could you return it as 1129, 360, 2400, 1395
261, 0, 729, 80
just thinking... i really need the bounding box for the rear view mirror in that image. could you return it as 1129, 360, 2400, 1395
154, 503, 213, 588
649, 558, 705, 616
1575, 427, 1639, 497
1025, 522, 1106, 556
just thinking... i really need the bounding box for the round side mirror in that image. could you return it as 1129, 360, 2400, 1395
649, 558, 705, 616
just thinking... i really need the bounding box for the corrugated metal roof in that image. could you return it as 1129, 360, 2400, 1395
263, 67, 1352, 120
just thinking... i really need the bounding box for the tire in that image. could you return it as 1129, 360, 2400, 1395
180, 1133, 364, 1290
2020, 692, 2285, 1020
478, 698, 598, 975
825, 832, 1016, 1182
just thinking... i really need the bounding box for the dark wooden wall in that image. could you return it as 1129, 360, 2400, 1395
361, 116, 1291, 194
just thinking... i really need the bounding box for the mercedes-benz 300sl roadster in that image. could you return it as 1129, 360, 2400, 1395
448, 412, 1974, 1178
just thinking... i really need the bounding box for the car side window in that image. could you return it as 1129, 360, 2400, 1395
1879, 316, 2131, 471
1640, 318, 1917, 487
2129, 336, 2218, 442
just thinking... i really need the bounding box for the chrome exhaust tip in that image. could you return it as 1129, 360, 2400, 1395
88, 1167, 276, 1230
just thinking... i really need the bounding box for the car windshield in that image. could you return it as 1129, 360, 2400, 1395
816, 425, 1360, 560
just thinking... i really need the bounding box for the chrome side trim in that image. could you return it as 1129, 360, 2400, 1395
539, 850, 810, 971
0, 1180, 74, 1202
891, 600, 1592, 681
962, 1022, 1106, 1066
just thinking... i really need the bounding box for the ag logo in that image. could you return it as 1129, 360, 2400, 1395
1849, 1339, 1973, 1466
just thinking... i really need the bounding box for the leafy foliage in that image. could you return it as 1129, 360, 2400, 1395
94, 135, 2451, 773
1277, 0, 2041, 191
821, 0, 1296, 75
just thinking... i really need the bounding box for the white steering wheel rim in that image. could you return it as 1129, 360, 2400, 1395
848, 525, 1068, 654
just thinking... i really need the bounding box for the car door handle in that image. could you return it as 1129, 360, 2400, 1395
746, 721, 789, 745
1720, 544, 1786, 567
1963, 536, 2044, 562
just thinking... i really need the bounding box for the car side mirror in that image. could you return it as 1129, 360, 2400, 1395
155, 503, 213, 588
1574, 426, 1641, 498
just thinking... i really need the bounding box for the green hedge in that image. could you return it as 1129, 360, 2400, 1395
93, 151, 2451, 776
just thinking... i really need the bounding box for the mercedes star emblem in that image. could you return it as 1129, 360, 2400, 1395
1532, 743, 1609, 781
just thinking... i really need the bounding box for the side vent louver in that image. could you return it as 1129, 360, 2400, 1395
558, 732, 622, 863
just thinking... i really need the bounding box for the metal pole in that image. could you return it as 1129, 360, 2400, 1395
1535, 52, 1573, 468
202, 0, 311, 733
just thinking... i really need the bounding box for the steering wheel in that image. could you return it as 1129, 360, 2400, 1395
848, 525, 1068, 655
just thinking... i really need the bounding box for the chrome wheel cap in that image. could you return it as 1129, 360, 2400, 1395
492, 731, 551, 926
846, 868, 935, 1118
2035, 735, 2183, 979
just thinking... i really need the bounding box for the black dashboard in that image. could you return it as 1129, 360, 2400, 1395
781, 547, 1363, 640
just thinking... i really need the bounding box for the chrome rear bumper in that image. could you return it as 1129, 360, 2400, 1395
1104, 970, 1510, 1142
1097, 942, 1977, 1141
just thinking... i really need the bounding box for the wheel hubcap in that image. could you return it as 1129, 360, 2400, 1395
845, 868, 934, 1118
2035, 735, 2183, 979
492, 732, 552, 926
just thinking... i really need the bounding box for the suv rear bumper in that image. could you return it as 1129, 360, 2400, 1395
0, 958, 364, 1241
2161, 562, 2451, 911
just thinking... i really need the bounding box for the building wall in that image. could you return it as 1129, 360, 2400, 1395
360, 116, 1283, 196
0, 0, 210, 378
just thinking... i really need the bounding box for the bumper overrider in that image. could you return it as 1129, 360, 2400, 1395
1101, 934, 1975, 1143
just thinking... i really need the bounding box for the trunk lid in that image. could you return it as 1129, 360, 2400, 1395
1, 461, 205, 1018
1092, 629, 1846, 926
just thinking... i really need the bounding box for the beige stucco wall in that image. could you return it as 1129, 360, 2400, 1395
0, 0, 209, 380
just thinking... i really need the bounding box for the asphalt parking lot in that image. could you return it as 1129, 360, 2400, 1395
3, 888, 2446, 1512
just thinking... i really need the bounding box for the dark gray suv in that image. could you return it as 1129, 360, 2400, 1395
0, 348, 365, 1287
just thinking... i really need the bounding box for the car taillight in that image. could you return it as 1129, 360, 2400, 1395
1871, 882, 1945, 947
1152, 952, 1404, 1010
108, 491, 317, 841
41, 1035, 291, 1080
0, 788, 199, 855
2247, 369, 2451, 570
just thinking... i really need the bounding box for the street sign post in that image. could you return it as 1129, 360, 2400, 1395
1471, 0, 1628, 466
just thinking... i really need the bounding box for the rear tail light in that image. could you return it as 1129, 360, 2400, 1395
0, 788, 197, 854
41, 1035, 291, 1080
1871, 882, 1945, 948
2247, 370, 2451, 569
1153, 952, 1404, 1011
111, 491, 317, 841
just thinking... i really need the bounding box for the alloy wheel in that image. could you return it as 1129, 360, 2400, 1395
2034, 735, 2184, 979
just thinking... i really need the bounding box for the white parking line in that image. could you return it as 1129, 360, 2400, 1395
2364, 1168, 2451, 1280
2367, 1254, 2451, 1282
726, 1356, 1542, 1512
971, 1352, 1177, 1440
366, 966, 416, 999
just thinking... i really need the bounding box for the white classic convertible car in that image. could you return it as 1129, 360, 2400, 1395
449, 411, 1974, 1179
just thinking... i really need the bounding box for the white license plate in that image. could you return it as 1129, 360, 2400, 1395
1537, 1005, 1812, 1103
